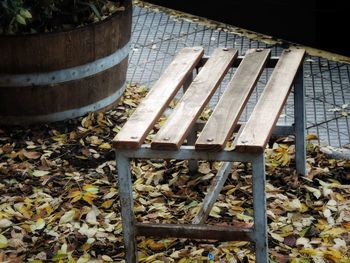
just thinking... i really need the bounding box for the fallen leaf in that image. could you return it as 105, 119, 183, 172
0, 218, 13, 228
0, 234, 8, 248
59, 210, 76, 225
33, 170, 50, 177
22, 150, 41, 159
99, 142, 111, 149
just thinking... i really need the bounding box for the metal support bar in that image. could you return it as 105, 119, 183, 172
136, 223, 254, 241
252, 154, 268, 263
194, 122, 295, 136
183, 71, 198, 173
192, 162, 233, 224
294, 67, 307, 175
115, 152, 138, 263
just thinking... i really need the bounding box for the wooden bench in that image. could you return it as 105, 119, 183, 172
113, 47, 306, 263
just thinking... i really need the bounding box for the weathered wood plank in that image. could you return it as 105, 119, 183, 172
113, 47, 204, 149
235, 49, 306, 153
196, 49, 270, 151
198, 54, 279, 68
151, 48, 238, 150
136, 223, 253, 241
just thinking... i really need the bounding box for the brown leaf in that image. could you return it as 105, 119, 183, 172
283, 235, 297, 247
21, 149, 41, 159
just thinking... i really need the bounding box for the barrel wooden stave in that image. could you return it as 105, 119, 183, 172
0, 0, 132, 124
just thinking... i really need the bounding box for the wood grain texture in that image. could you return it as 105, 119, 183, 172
235, 49, 306, 153
151, 48, 238, 150
0, 58, 127, 116
113, 47, 204, 149
195, 49, 270, 151
0, 0, 132, 74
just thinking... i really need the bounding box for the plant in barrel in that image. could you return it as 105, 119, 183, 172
0, 0, 132, 125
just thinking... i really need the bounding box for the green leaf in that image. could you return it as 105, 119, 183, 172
0, 234, 8, 248
16, 14, 26, 25
88, 4, 101, 19
20, 9, 32, 19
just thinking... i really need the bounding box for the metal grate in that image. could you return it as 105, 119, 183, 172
128, 5, 350, 148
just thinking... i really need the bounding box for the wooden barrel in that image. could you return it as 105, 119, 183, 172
0, 0, 132, 125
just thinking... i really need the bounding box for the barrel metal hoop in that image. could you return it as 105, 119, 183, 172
0, 82, 126, 124
0, 41, 131, 87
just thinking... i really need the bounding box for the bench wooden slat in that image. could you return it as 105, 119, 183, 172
113, 47, 204, 149
235, 49, 305, 153
195, 49, 271, 151
151, 48, 238, 150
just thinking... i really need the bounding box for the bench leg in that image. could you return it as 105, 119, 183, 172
116, 152, 138, 263
294, 67, 307, 175
183, 71, 198, 173
252, 154, 268, 263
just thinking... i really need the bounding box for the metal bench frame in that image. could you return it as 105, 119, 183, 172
114, 49, 306, 263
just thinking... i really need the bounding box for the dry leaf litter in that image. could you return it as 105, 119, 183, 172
0, 84, 350, 262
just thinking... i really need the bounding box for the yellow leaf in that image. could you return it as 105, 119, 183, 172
101, 200, 114, 209
45, 204, 53, 215
209, 205, 221, 218
335, 193, 345, 201
52, 134, 66, 142
123, 99, 137, 107
300, 203, 309, 213
99, 143, 111, 149
89, 136, 103, 145
68, 190, 82, 203
320, 227, 347, 237
146, 239, 167, 251
324, 248, 343, 261
14, 203, 33, 219
83, 192, 96, 205
0, 234, 8, 248
68, 190, 81, 197
270, 232, 284, 242
306, 133, 318, 140
34, 218, 45, 230
300, 248, 321, 256
236, 213, 253, 222
83, 184, 99, 194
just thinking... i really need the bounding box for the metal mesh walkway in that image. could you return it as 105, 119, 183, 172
127, 5, 350, 148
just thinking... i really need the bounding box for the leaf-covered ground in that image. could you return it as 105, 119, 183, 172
0, 84, 350, 263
